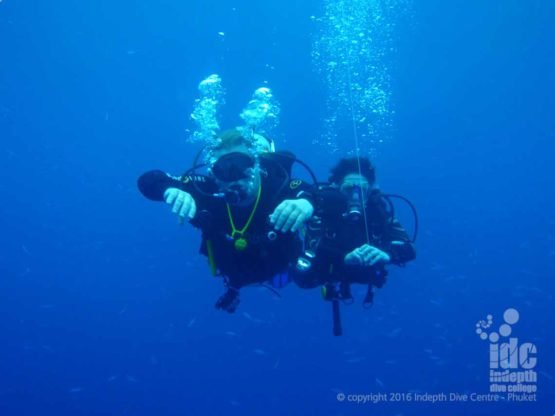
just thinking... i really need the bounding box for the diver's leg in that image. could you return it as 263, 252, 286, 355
215, 279, 241, 313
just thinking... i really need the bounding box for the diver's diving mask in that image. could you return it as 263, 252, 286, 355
211, 152, 256, 183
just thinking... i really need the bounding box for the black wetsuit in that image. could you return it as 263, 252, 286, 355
138, 153, 312, 298
294, 187, 416, 291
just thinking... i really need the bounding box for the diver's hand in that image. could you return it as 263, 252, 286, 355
270, 199, 314, 233
164, 188, 197, 221
344, 244, 391, 267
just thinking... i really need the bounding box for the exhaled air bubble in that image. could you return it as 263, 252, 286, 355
239, 87, 281, 140
190, 74, 225, 144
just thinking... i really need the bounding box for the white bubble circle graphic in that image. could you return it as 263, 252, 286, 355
504, 308, 520, 325
476, 328, 482, 335
489, 332, 500, 343
480, 333, 488, 340
487, 314, 493, 321
499, 324, 512, 337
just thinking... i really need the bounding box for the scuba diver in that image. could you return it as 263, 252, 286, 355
293, 157, 417, 335
137, 129, 314, 313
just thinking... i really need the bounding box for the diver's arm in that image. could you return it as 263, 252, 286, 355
164, 188, 196, 220
382, 218, 416, 265
137, 170, 187, 201
137, 170, 214, 201
343, 216, 415, 267
271, 179, 317, 232
344, 244, 391, 267
270, 198, 314, 232
138, 170, 208, 221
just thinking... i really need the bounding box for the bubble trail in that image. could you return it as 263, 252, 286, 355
239, 87, 281, 140
312, 0, 410, 155
190, 74, 225, 145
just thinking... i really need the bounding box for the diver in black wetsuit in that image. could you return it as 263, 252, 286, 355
138, 129, 315, 312
294, 157, 416, 305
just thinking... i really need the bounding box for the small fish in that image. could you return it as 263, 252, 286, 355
424, 349, 433, 354
187, 317, 197, 328
21, 245, 30, 255
386, 328, 402, 337
218, 32, 225, 37
69, 387, 83, 393
242, 312, 263, 323
126, 375, 138, 383
539, 371, 554, 381
346, 357, 366, 364
224, 331, 238, 336
107, 375, 118, 382
445, 275, 466, 282
253, 349, 266, 356
273, 359, 280, 369
375, 378, 385, 388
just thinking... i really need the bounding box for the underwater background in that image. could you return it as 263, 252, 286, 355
1, 0, 554, 415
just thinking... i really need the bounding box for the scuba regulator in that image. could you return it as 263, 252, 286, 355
343, 184, 364, 222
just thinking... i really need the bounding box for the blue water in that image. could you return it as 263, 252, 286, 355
1, 1, 554, 415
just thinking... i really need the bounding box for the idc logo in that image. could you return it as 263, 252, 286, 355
475, 308, 538, 401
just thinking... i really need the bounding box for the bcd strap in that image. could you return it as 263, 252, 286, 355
322, 284, 344, 336
332, 299, 342, 336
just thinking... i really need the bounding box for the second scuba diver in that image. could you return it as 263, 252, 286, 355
293, 157, 417, 333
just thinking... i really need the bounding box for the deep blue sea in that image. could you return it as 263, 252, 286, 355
1, 0, 554, 415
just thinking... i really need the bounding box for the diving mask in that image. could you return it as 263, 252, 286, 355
211, 152, 256, 183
